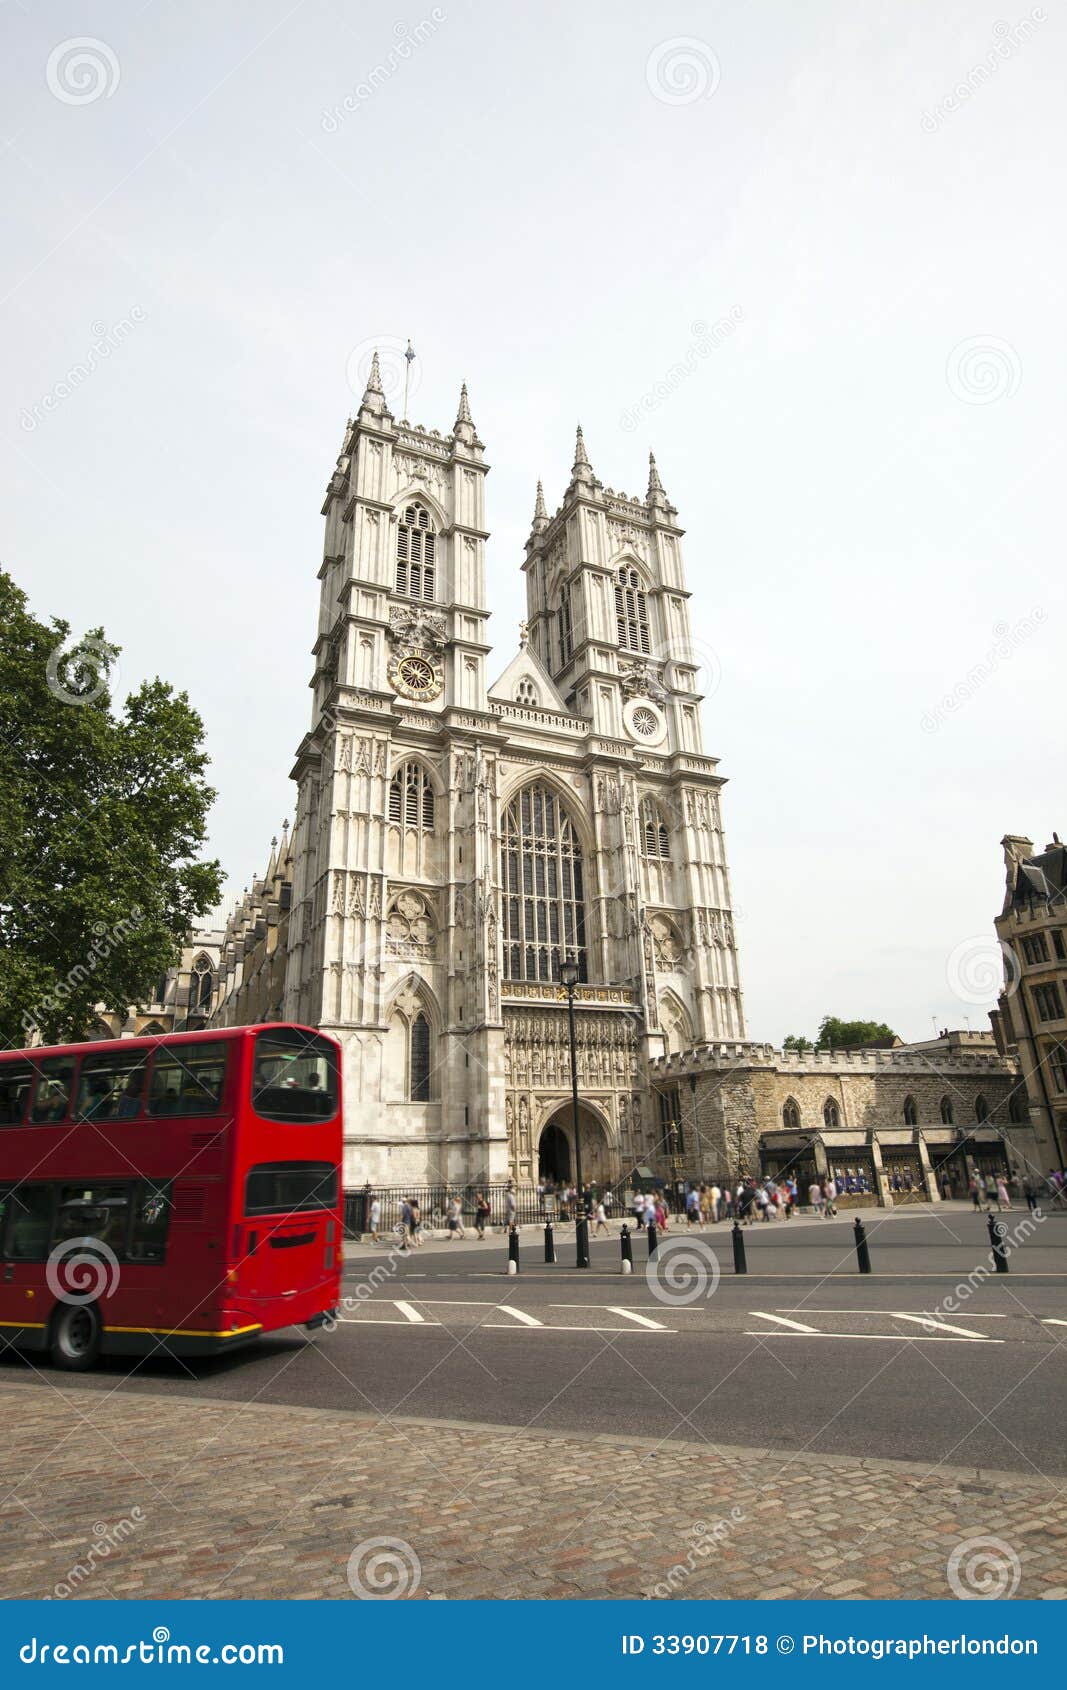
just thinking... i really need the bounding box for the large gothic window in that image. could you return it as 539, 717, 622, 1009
557, 582, 573, 666
396, 503, 436, 601
501, 785, 587, 983
615, 565, 651, 654
389, 762, 436, 830
410, 1012, 432, 1102
191, 955, 215, 1013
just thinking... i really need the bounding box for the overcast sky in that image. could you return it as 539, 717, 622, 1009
4, 1, 1063, 1044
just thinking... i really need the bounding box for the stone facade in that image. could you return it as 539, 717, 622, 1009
650, 1030, 1032, 1204
272, 365, 745, 1187
993, 833, 1067, 1173
93, 931, 224, 1041
212, 824, 293, 1027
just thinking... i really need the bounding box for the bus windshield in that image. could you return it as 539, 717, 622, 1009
251, 1029, 338, 1124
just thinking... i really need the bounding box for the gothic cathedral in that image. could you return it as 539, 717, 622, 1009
281, 357, 745, 1189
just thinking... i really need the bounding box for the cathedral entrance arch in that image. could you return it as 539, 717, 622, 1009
538, 1122, 570, 1183
537, 1103, 615, 1187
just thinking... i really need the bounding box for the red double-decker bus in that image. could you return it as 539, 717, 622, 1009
0, 1024, 342, 1370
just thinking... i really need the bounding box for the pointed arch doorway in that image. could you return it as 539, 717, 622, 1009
537, 1104, 615, 1187
538, 1121, 570, 1183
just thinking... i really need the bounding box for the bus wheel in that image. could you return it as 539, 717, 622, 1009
50, 1302, 102, 1371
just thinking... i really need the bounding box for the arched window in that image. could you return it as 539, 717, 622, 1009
410, 1012, 432, 1102
557, 582, 573, 666
940, 1095, 955, 1125
903, 1095, 918, 1126
192, 955, 214, 1012
823, 1098, 840, 1129
501, 784, 586, 984
615, 565, 651, 654
389, 762, 436, 830
975, 1094, 989, 1123
1008, 1089, 1028, 1124
516, 677, 539, 706
640, 798, 671, 859
782, 1097, 801, 1131
396, 503, 436, 601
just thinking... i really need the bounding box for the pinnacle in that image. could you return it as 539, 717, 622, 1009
456, 381, 474, 427
534, 479, 548, 522
363, 349, 383, 399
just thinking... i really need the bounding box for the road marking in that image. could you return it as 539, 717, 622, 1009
751, 1311, 821, 1334
774, 1309, 1008, 1317
482, 1324, 674, 1334
743, 1332, 1003, 1344
888, 1312, 991, 1339
494, 1305, 543, 1326
1042, 1318, 1067, 1326
393, 1301, 428, 1323
607, 1306, 669, 1330
337, 1317, 441, 1327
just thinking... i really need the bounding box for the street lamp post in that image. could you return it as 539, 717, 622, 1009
559, 956, 589, 1268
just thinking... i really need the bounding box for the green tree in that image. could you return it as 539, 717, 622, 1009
0, 570, 222, 1047
782, 1033, 813, 1052
815, 1015, 898, 1050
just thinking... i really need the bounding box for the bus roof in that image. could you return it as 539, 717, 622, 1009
0, 1023, 337, 1063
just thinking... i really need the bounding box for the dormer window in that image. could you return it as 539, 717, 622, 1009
396, 503, 436, 601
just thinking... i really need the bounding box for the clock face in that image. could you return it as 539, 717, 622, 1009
388, 647, 444, 702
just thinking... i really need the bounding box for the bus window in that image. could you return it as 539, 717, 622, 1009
128, 1182, 172, 1262
54, 1184, 131, 1252
252, 1030, 338, 1124
76, 1051, 150, 1122
29, 1057, 77, 1125
0, 1061, 34, 1126
3, 1185, 55, 1261
147, 1044, 227, 1117
245, 1162, 339, 1216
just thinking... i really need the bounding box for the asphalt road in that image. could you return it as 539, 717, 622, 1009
6, 1208, 1067, 1477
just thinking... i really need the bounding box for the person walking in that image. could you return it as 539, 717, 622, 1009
939, 1172, 952, 1203
409, 1198, 423, 1248
995, 1174, 1011, 1211
446, 1193, 467, 1240
969, 1174, 982, 1212
808, 1178, 823, 1217
686, 1186, 701, 1227
474, 1191, 491, 1238
399, 1196, 412, 1250
823, 1176, 838, 1218
593, 1197, 609, 1237
368, 1192, 382, 1244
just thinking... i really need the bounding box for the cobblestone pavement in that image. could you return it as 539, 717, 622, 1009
2, 1382, 1066, 1601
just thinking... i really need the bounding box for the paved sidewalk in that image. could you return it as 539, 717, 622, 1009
2, 1381, 1065, 1601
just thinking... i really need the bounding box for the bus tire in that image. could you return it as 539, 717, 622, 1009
49, 1302, 103, 1371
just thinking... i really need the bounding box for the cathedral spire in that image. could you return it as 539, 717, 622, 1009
532, 478, 548, 531
569, 424, 597, 492
358, 349, 390, 420
456, 381, 473, 427
453, 379, 479, 448
646, 450, 668, 509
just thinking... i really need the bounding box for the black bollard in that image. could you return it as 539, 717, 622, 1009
731, 1220, 747, 1274
853, 1215, 872, 1274
647, 1221, 658, 1259
544, 1221, 556, 1264
507, 1225, 520, 1276
620, 1225, 634, 1274
987, 1213, 1010, 1274
575, 1212, 590, 1270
